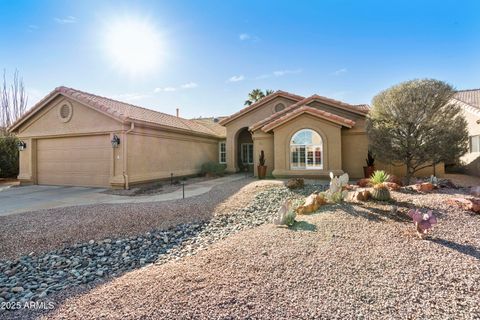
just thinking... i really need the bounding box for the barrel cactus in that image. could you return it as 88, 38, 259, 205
371, 184, 391, 201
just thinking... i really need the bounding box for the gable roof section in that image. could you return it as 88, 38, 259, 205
261, 106, 356, 132
8, 86, 221, 138
218, 90, 305, 126
190, 117, 227, 138
454, 89, 480, 110
250, 94, 368, 132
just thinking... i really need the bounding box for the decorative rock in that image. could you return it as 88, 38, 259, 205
417, 182, 434, 192
286, 178, 304, 189
388, 175, 403, 186
357, 178, 371, 188
384, 182, 400, 191
11, 286, 24, 293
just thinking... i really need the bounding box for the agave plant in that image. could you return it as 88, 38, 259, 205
407, 209, 437, 239
370, 170, 390, 186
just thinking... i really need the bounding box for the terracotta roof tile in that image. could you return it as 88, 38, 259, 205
261, 106, 356, 132
454, 89, 480, 109
250, 94, 366, 131
190, 117, 227, 138
9, 87, 221, 138
219, 90, 305, 126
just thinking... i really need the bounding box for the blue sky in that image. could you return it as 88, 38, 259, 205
1, 0, 479, 118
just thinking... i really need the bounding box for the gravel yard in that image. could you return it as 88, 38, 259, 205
2, 181, 479, 319
0, 178, 281, 261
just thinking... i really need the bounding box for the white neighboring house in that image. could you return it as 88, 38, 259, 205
453, 89, 480, 176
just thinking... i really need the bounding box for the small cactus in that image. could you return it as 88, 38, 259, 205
371, 184, 391, 201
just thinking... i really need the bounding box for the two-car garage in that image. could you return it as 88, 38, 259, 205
36, 135, 111, 187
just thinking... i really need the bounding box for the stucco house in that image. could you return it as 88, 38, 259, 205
8, 87, 225, 188
453, 89, 480, 176
9, 87, 442, 189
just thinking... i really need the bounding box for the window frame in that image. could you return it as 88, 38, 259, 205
219, 141, 226, 164
470, 135, 480, 153
241, 143, 254, 165
290, 129, 323, 170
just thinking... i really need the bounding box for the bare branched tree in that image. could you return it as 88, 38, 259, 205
0, 69, 28, 134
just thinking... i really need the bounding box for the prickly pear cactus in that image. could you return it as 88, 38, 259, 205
326, 172, 349, 203
371, 185, 391, 201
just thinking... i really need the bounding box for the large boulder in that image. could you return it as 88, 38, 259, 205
416, 182, 434, 192
286, 178, 304, 189
384, 182, 400, 191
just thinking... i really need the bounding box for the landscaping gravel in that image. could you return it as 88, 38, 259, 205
2, 180, 480, 319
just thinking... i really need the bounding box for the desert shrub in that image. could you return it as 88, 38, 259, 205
0, 135, 19, 178
370, 170, 390, 186
200, 161, 225, 177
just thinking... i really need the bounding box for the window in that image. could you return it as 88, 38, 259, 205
241, 143, 254, 164
470, 135, 480, 153
219, 141, 226, 163
290, 129, 323, 169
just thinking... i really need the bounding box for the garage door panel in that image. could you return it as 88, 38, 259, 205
37, 135, 111, 187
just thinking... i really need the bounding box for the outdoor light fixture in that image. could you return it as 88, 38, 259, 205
111, 135, 120, 148
17, 140, 26, 151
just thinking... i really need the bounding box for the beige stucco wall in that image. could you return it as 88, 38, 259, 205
460, 108, 480, 175
341, 131, 369, 179
224, 97, 299, 173
126, 126, 219, 184
252, 130, 274, 176
14, 96, 126, 186
271, 114, 343, 177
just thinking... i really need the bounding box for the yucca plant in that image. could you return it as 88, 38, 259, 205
370, 170, 390, 186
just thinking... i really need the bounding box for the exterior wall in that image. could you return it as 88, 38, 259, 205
271, 114, 343, 177
224, 97, 299, 173
341, 131, 369, 179
461, 108, 480, 176
126, 126, 219, 184
252, 130, 274, 177
15, 96, 125, 186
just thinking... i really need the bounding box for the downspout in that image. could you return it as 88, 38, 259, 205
123, 122, 134, 189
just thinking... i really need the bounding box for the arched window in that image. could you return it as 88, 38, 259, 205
290, 129, 323, 169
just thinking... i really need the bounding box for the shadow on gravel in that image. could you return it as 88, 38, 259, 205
431, 238, 480, 260
290, 221, 317, 232
339, 203, 411, 223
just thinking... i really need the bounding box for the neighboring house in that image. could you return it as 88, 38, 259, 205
8, 87, 225, 188
8, 87, 442, 189
453, 89, 480, 176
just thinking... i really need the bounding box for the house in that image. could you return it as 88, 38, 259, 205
8, 87, 442, 189
219, 90, 443, 179
453, 89, 480, 176
8, 87, 226, 188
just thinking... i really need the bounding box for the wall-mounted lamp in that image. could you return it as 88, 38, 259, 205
111, 135, 120, 148
17, 140, 26, 151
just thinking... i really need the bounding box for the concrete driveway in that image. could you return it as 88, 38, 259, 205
0, 185, 109, 216
0, 174, 246, 216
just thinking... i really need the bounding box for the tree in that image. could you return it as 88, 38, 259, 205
366, 79, 468, 183
244, 89, 274, 106
1, 69, 28, 134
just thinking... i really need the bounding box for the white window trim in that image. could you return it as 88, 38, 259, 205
241, 143, 254, 165
290, 129, 323, 170
219, 141, 226, 164
470, 135, 480, 153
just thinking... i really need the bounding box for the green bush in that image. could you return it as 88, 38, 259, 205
0, 135, 19, 178
201, 161, 226, 177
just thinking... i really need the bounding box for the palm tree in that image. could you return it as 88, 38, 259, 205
244, 89, 274, 106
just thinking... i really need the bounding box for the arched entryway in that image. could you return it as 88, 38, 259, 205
236, 127, 253, 172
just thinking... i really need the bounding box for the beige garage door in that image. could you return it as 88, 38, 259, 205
37, 135, 111, 187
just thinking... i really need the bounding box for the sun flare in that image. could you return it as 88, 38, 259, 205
103, 17, 163, 76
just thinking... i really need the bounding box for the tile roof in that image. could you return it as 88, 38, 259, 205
190, 117, 227, 138
9, 86, 221, 138
219, 90, 305, 126
250, 94, 367, 132
454, 89, 480, 109
261, 106, 356, 132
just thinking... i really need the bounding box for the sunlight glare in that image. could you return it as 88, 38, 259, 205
103, 17, 163, 76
